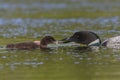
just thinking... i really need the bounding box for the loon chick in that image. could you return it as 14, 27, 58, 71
6, 36, 57, 50
62, 31, 101, 47
102, 36, 120, 49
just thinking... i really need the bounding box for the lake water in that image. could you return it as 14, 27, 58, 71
0, 0, 120, 80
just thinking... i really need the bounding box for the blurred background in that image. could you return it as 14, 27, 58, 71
0, 0, 120, 80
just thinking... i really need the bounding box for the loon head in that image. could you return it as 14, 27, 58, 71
40, 36, 57, 49
62, 31, 101, 46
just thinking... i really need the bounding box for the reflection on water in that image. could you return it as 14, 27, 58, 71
0, 42, 120, 79
0, 17, 120, 26
0, 47, 120, 80
0, 47, 120, 69
0, 0, 120, 12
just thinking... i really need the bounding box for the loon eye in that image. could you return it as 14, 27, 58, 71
73, 35, 79, 39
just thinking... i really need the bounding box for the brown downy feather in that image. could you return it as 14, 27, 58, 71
6, 42, 39, 50
6, 36, 56, 50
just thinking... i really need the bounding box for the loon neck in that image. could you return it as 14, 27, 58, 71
34, 41, 40, 46
88, 39, 101, 46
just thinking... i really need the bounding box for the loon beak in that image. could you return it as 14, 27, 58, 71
61, 37, 80, 43
59, 38, 72, 43
52, 39, 71, 45
67, 38, 79, 42
60, 37, 87, 46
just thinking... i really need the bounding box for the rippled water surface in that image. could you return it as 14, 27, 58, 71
0, 0, 120, 80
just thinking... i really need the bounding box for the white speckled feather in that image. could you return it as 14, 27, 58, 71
103, 36, 120, 49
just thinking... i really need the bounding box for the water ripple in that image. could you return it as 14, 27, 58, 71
0, 1, 120, 12
0, 17, 119, 27
0, 17, 120, 37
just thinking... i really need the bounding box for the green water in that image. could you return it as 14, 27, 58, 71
0, 0, 120, 80
1, 48, 120, 80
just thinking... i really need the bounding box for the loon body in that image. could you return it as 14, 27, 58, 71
102, 36, 120, 49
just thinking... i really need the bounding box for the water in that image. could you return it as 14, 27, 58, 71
0, 0, 120, 80
0, 48, 120, 80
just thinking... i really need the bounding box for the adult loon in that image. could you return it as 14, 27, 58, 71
62, 31, 120, 49
62, 31, 101, 47
6, 36, 57, 50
